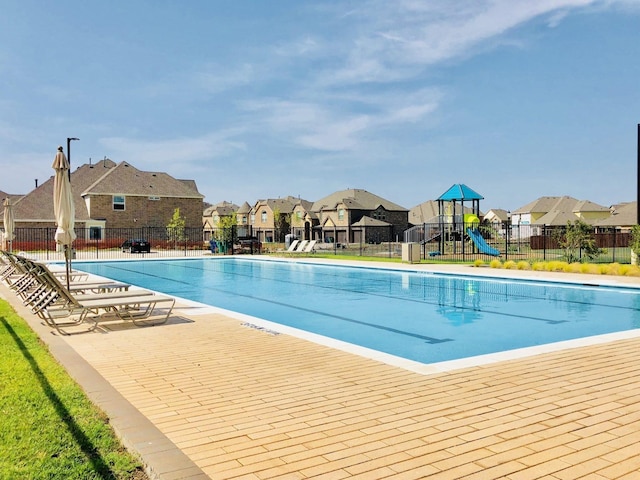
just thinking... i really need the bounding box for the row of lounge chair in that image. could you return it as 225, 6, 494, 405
1, 251, 175, 335
285, 239, 317, 254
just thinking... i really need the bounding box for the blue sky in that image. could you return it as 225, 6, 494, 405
1, 0, 640, 212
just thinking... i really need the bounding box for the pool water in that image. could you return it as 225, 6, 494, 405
74, 258, 640, 364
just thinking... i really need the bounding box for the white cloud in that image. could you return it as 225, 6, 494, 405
320, 0, 599, 85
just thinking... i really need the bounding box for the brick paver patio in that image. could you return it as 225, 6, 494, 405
4, 260, 640, 479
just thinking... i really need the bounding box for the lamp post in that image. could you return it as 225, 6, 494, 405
66, 137, 79, 180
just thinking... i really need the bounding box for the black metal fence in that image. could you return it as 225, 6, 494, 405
2, 223, 633, 264
403, 222, 632, 264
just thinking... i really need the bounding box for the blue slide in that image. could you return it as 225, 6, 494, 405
466, 228, 500, 256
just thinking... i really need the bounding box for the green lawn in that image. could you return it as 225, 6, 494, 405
0, 300, 146, 479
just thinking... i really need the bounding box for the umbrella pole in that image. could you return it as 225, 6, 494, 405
65, 245, 71, 290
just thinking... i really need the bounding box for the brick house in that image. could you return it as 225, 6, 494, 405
9, 158, 203, 241
203, 201, 239, 241
250, 196, 300, 243
311, 189, 409, 244
290, 198, 317, 241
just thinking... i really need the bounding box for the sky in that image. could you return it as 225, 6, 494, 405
1, 0, 640, 212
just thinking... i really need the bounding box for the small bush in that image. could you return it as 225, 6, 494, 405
489, 259, 502, 269
473, 259, 485, 267
503, 260, 517, 269
516, 261, 530, 270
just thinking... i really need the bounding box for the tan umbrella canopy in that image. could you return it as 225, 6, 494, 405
52, 146, 76, 288
3, 197, 15, 252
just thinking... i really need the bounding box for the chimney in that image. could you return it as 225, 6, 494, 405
35, 179, 38, 188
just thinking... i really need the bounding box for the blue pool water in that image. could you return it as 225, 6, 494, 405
74, 258, 640, 364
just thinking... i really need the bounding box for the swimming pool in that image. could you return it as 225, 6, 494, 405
73, 258, 640, 366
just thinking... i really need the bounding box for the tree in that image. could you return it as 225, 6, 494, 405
554, 219, 601, 263
215, 212, 237, 252
273, 208, 290, 243
630, 224, 640, 265
167, 208, 186, 247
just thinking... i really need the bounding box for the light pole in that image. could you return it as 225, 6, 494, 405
66, 137, 79, 180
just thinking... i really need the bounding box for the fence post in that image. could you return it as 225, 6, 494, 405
505, 222, 509, 261
612, 229, 616, 263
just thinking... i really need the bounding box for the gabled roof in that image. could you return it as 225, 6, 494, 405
535, 210, 584, 226
409, 199, 481, 224
438, 184, 484, 202
252, 196, 312, 215
572, 200, 610, 213
293, 199, 318, 220
409, 200, 440, 225
351, 215, 391, 227
13, 158, 203, 222
595, 201, 637, 227
14, 158, 118, 221
204, 201, 239, 217
0, 190, 23, 202
485, 208, 509, 222
513, 196, 578, 214
513, 196, 609, 216
312, 189, 407, 212
253, 197, 298, 214
236, 201, 252, 214
83, 161, 204, 198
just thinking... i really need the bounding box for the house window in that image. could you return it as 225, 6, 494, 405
296, 211, 302, 219
261, 211, 267, 223
372, 209, 386, 221
113, 195, 125, 211
338, 209, 345, 220
250, 214, 255, 224
213, 215, 219, 224
242, 215, 247, 224
89, 227, 102, 240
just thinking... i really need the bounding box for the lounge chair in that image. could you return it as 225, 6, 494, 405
302, 240, 317, 253
285, 239, 300, 253
5, 256, 175, 334
293, 240, 308, 252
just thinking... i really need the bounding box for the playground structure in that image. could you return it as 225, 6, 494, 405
404, 184, 500, 258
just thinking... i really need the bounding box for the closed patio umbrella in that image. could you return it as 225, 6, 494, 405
3, 197, 15, 252
52, 146, 76, 289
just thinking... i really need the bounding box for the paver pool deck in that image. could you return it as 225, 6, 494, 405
3, 258, 640, 479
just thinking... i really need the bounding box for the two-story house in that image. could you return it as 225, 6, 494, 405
250, 196, 301, 243
290, 198, 317, 241
203, 201, 239, 241
511, 196, 610, 238
311, 189, 409, 244
9, 158, 203, 242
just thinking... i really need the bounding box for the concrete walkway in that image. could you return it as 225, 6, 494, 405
3, 259, 640, 479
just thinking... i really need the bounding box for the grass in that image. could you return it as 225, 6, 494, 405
0, 300, 147, 480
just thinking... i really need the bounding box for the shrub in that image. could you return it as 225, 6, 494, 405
489, 259, 502, 269
503, 260, 517, 269
516, 261, 530, 270
473, 259, 485, 267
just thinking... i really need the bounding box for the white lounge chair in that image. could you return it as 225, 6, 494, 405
293, 240, 308, 252
302, 240, 317, 253
286, 239, 300, 252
